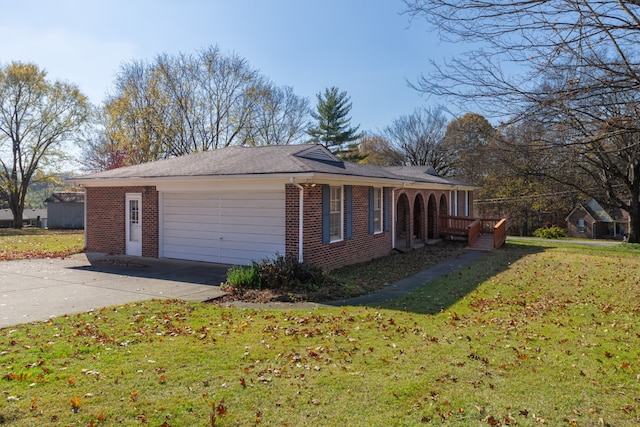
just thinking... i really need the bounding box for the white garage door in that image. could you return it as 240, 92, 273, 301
162, 191, 286, 265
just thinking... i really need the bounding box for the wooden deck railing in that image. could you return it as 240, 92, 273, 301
439, 215, 507, 249
438, 215, 477, 237
468, 219, 481, 247
493, 218, 507, 248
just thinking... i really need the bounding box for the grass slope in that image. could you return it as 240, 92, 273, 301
0, 229, 83, 260
1, 241, 639, 426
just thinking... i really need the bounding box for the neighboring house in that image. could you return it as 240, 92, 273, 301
45, 192, 85, 229
69, 144, 477, 270
0, 209, 15, 228
565, 199, 630, 240
0, 208, 47, 228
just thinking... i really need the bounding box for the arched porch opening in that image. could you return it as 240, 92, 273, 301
439, 194, 448, 215
396, 193, 410, 250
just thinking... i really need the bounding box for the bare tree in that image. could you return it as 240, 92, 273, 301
0, 62, 89, 228
404, 0, 640, 241
384, 106, 451, 173
97, 45, 309, 167
244, 84, 310, 146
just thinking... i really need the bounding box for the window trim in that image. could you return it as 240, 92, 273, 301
372, 187, 383, 234
329, 185, 343, 242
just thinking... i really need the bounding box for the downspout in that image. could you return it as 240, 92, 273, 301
391, 183, 406, 250
290, 178, 304, 263
82, 186, 87, 251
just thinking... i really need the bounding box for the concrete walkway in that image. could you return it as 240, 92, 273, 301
0, 253, 228, 328
226, 250, 487, 310
326, 250, 486, 306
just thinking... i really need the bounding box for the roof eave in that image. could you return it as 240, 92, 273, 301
67, 171, 474, 190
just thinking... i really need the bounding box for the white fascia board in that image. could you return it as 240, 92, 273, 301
68, 171, 472, 191
403, 181, 477, 191
296, 173, 464, 189
67, 173, 315, 192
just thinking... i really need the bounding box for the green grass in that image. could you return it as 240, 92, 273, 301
0, 229, 84, 260
1, 241, 640, 425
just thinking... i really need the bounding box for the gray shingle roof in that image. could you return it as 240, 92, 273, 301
72, 144, 474, 187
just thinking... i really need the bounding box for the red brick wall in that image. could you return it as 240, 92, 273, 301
285, 184, 393, 270
285, 185, 456, 270
86, 186, 158, 257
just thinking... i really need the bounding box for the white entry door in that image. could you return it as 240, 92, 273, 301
125, 193, 142, 256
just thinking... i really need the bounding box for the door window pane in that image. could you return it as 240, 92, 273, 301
129, 199, 140, 241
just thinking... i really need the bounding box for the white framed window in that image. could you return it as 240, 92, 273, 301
330, 186, 343, 242
373, 187, 382, 233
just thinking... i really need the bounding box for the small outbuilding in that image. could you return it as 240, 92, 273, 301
45, 192, 85, 229
565, 199, 629, 240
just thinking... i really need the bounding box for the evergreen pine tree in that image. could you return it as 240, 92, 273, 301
307, 87, 362, 153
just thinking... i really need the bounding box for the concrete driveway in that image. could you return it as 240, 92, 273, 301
0, 253, 228, 328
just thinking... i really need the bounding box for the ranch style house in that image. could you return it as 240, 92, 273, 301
70, 144, 487, 270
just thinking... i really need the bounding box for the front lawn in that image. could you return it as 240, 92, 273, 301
1, 241, 639, 425
0, 229, 84, 260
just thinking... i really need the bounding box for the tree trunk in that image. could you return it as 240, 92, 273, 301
628, 190, 640, 244
11, 202, 24, 229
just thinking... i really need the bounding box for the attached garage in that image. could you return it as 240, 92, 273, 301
160, 191, 285, 265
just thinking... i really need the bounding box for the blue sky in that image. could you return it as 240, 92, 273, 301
0, 0, 456, 134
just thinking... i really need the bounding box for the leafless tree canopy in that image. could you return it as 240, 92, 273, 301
384, 106, 451, 173
97, 46, 309, 166
405, 0, 640, 116
404, 0, 640, 241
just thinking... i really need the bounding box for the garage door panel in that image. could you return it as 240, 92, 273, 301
164, 195, 218, 206
165, 236, 221, 248
221, 231, 284, 243
164, 200, 218, 209
164, 206, 222, 216
221, 240, 283, 253
163, 221, 221, 233
221, 225, 285, 236
223, 218, 284, 234
162, 191, 285, 265
163, 247, 218, 263
221, 199, 284, 210
164, 213, 221, 225
220, 212, 282, 225
164, 229, 220, 240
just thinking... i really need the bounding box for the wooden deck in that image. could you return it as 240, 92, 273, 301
438, 216, 507, 250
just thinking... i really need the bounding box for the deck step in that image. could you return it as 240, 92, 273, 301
468, 234, 495, 251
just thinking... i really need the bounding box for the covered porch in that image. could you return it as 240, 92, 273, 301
393, 189, 506, 252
